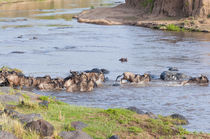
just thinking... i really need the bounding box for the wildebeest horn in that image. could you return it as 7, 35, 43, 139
115, 74, 123, 82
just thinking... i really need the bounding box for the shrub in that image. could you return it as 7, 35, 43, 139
166, 24, 184, 32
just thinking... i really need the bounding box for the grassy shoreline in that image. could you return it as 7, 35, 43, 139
0, 88, 209, 138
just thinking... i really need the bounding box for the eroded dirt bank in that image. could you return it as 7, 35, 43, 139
75, 0, 210, 32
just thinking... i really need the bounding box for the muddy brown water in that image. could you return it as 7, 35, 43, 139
1, 0, 210, 133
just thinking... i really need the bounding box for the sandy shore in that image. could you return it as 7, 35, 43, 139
74, 3, 210, 33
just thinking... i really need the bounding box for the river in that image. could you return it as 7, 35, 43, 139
0, 0, 210, 133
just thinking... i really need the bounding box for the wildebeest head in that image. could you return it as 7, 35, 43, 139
199, 75, 209, 84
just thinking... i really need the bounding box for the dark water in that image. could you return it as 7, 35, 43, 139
1, 0, 210, 133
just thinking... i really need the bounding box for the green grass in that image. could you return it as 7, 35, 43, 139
13, 100, 192, 138
208, 14, 210, 18
128, 126, 143, 134
21, 93, 30, 100
166, 24, 185, 32
0, 89, 207, 139
100, 3, 113, 7
0, 66, 22, 73
90, 5, 95, 9
159, 115, 189, 125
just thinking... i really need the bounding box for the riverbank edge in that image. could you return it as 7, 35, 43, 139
0, 87, 210, 138
0, 0, 33, 6
74, 6, 210, 33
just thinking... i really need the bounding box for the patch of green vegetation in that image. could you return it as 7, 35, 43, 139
146, 118, 175, 135
9, 88, 16, 95
1, 25, 33, 29
39, 96, 64, 105
64, 123, 76, 131
100, 3, 113, 7
0, 66, 22, 73
141, 0, 155, 13
207, 14, 210, 18
39, 96, 53, 101
159, 115, 188, 125
35, 14, 73, 21
21, 93, 30, 100
46, 24, 72, 27
0, 92, 6, 95
0, 102, 4, 110
90, 5, 95, 9
128, 126, 143, 134
18, 98, 39, 109
103, 108, 135, 124
166, 24, 185, 32
178, 126, 190, 135
184, 1, 189, 7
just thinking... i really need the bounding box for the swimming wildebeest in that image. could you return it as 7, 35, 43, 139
182, 75, 209, 85
119, 58, 127, 62
64, 70, 105, 92
116, 72, 151, 84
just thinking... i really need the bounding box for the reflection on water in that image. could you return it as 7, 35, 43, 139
1, 0, 210, 133
0, 0, 114, 18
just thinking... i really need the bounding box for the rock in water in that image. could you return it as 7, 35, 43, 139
109, 135, 120, 139
127, 106, 144, 114
160, 71, 189, 81
170, 113, 189, 125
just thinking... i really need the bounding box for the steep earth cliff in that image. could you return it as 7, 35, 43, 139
125, 0, 210, 17
75, 0, 210, 32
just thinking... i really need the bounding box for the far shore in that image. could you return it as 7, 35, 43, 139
74, 3, 210, 33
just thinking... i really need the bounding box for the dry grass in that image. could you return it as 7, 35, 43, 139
0, 114, 40, 139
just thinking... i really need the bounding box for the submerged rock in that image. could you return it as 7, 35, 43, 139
112, 83, 120, 86
160, 71, 189, 81
168, 67, 179, 71
127, 106, 144, 114
84, 68, 109, 74
170, 113, 189, 125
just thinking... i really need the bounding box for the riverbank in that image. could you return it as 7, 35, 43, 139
74, 0, 210, 32
0, 87, 209, 139
0, 0, 30, 6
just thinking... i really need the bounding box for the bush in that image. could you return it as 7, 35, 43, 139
166, 24, 184, 32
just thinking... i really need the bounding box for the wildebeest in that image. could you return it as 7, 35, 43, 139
63, 70, 105, 92
182, 75, 209, 85
116, 72, 151, 84
119, 58, 127, 62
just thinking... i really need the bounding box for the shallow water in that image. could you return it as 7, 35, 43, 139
1, 0, 210, 133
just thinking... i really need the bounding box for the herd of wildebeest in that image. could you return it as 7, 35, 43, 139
0, 67, 209, 92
